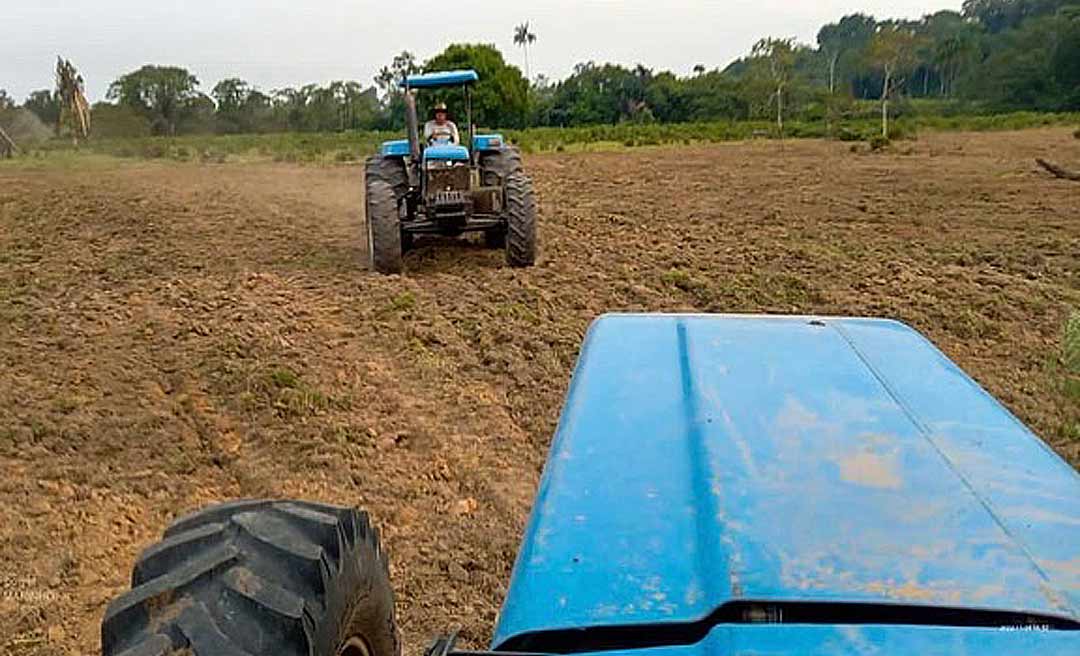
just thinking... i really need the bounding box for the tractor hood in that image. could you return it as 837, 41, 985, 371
493, 315, 1079, 650
573, 623, 1080, 656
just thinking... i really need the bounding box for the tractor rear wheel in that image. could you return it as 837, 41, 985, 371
100, 499, 399, 656
480, 146, 523, 187
504, 171, 537, 267
366, 179, 403, 274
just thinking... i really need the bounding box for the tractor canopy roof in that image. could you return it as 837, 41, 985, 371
401, 69, 479, 89
493, 314, 1080, 654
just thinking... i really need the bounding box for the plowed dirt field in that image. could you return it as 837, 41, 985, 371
1, 128, 1078, 655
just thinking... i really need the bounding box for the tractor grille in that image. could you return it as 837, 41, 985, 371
432, 190, 472, 226
434, 190, 467, 208
427, 166, 470, 194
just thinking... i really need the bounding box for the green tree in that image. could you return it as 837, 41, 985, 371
88, 102, 151, 138
817, 14, 879, 97
870, 24, 920, 137
178, 93, 216, 134
375, 51, 420, 98
645, 71, 691, 123
108, 65, 200, 135
963, 0, 1017, 32
750, 38, 797, 133
549, 62, 648, 125
23, 90, 60, 130
1050, 6, 1080, 108
682, 71, 749, 121
212, 78, 251, 133
374, 51, 420, 129
335, 82, 380, 130
974, 8, 1080, 110
424, 44, 529, 128
272, 86, 309, 131
962, 0, 1074, 33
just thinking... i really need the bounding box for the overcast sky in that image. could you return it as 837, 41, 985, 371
3, 1, 959, 103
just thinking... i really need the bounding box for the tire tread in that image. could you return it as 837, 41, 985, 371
101, 500, 396, 656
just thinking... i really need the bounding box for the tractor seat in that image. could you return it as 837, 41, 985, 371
423, 144, 470, 162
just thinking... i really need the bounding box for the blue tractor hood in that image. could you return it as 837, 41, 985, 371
423, 144, 469, 162
493, 315, 1080, 650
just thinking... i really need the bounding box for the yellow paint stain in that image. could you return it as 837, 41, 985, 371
838, 451, 902, 489
864, 580, 951, 602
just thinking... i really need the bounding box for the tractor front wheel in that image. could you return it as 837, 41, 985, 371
366, 179, 403, 274
100, 499, 400, 656
504, 171, 537, 267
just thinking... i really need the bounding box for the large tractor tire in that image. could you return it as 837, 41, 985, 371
364, 155, 408, 200
504, 171, 537, 268
101, 499, 399, 656
479, 146, 522, 187
480, 147, 523, 249
366, 179, 403, 274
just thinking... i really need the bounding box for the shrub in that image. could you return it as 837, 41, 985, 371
143, 143, 166, 159
868, 134, 890, 151
837, 127, 863, 142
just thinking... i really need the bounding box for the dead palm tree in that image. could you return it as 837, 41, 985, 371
56, 57, 91, 144
514, 22, 537, 81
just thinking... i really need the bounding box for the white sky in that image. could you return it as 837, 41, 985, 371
2, 1, 958, 103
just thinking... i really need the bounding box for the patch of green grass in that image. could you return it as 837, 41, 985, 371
389, 291, 416, 312
757, 272, 821, 307
1063, 310, 1080, 375
242, 366, 347, 418
9, 110, 1078, 164
269, 367, 300, 389
1062, 311, 1080, 411
948, 307, 1001, 340
661, 268, 703, 293
497, 301, 540, 323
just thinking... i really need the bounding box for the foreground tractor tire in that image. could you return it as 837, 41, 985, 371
504, 171, 537, 267
366, 179, 403, 274
101, 500, 399, 656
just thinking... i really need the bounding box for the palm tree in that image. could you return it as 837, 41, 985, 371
514, 22, 537, 81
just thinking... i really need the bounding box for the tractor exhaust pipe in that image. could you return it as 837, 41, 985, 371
404, 91, 421, 161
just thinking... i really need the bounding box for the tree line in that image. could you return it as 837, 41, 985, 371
3, 0, 1078, 140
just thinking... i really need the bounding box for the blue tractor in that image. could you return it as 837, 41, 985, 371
100, 315, 1079, 655
365, 69, 537, 274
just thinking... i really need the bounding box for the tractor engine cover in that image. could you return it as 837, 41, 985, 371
493, 314, 1080, 652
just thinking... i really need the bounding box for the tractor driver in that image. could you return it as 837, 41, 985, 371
424, 102, 460, 146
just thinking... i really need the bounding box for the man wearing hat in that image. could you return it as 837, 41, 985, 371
424, 102, 461, 146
